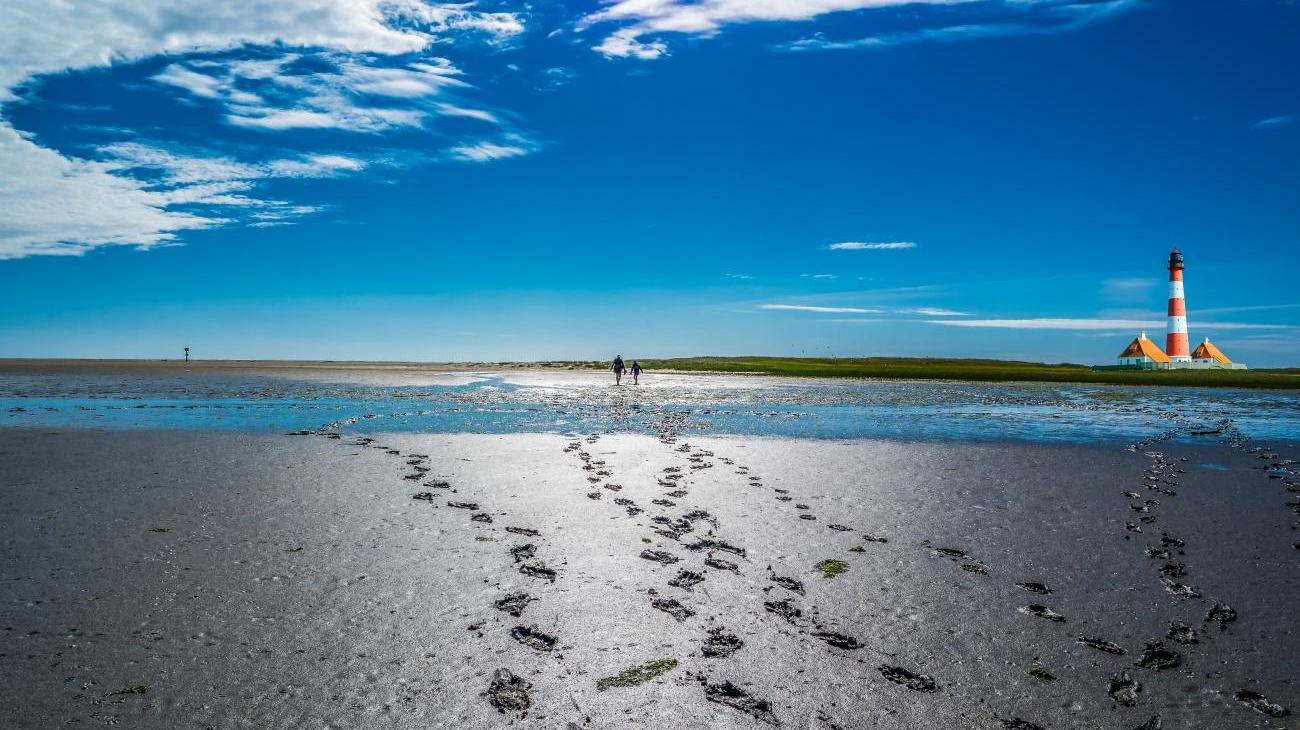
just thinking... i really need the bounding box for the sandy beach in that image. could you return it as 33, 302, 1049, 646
2, 417, 1296, 728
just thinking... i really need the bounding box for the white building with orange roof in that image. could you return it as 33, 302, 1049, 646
1191, 338, 1234, 366
1116, 332, 1172, 368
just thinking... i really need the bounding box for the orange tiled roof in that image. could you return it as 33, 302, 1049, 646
1192, 339, 1231, 363
1118, 336, 1172, 363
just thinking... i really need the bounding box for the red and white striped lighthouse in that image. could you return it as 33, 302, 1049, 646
1165, 248, 1190, 362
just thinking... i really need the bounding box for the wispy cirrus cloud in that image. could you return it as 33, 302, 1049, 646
760, 304, 883, 313
927, 317, 1287, 330
153, 56, 496, 134
781, 0, 1139, 53
0, 0, 528, 260
829, 241, 916, 250
580, 0, 1139, 60
450, 135, 540, 162
1253, 114, 1297, 130
896, 307, 968, 316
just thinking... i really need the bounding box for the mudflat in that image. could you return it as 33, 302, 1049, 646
1, 427, 1296, 728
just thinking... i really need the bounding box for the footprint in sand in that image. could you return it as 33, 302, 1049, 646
1019, 604, 1066, 622
510, 625, 557, 652
1108, 671, 1142, 706
878, 665, 937, 692
651, 597, 695, 622
640, 549, 679, 565
494, 592, 535, 617
704, 681, 779, 725
702, 627, 743, 657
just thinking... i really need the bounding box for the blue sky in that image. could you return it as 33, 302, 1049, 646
0, 0, 1297, 365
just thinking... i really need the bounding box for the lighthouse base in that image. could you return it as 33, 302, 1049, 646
1098, 361, 1248, 371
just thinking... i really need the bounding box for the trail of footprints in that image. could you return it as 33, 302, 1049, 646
292, 406, 1294, 727
558, 427, 954, 727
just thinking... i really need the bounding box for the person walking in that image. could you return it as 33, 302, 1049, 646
612, 355, 625, 385
631, 360, 643, 385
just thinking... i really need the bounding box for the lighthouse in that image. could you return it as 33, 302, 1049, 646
1106, 248, 1246, 371
1165, 248, 1190, 362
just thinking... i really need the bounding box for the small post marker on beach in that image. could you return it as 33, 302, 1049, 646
184, 347, 190, 363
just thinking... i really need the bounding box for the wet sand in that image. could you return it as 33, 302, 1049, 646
1, 428, 1296, 728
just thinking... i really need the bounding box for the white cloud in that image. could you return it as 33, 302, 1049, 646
725, 273, 754, 279
760, 304, 883, 313
581, 0, 1137, 59
896, 307, 968, 316
593, 29, 670, 60
927, 317, 1287, 330
0, 0, 526, 259
156, 55, 480, 133
1253, 114, 1297, 130
829, 241, 916, 250
451, 139, 533, 162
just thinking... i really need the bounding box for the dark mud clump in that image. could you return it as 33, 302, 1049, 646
828, 524, 853, 531
1205, 603, 1237, 630
961, 563, 988, 575
1160, 577, 1199, 598
510, 624, 557, 652
494, 592, 535, 617
705, 556, 740, 573
471, 512, 493, 523
798, 514, 817, 521
1132, 715, 1162, 730
1158, 563, 1186, 578
1016, 582, 1052, 595
596, 658, 679, 691
702, 627, 743, 657
1019, 604, 1065, 622
704, 681, 779, 726
862, 533, 888, 543
448, 501, 479, 510
587, 491, 602, 500
997, 719, 1046, 730
1235, 689, 1290, 718
651, 597, 695, 622
1165, 622, 1198, 644
518, 562, 557, 582
505, 526, 540, 536
686, 538, 746, 557
769, 574, 805, 595
1078, 636, 1126, 655
812, 630, 863, 650
485, 668, 531, 713
932, 546, 967, 559
640, 549, 680, 565
511, 543, 537, 563
1108, 671, 1142, 706
878, 665, 938, 692
764, 599, 802, 624
411, 492, 435, 501
668, 569, 705, 590
1134, 641, 1181, 670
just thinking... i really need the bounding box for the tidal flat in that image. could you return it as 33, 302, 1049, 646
0, 365, 1297, 728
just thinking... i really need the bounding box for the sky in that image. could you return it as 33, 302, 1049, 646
0, 0, 1297, 365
